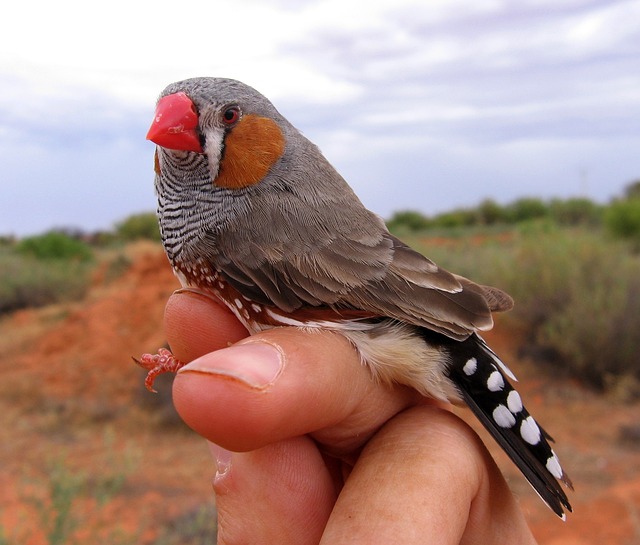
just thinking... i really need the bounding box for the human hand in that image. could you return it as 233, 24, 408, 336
165, 289, 538, 545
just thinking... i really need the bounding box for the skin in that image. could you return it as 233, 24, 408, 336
166, 289, 538, 545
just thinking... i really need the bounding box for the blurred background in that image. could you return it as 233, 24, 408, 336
1, 1, 639, 543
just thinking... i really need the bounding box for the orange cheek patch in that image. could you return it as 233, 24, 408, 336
215, 115, 286, 189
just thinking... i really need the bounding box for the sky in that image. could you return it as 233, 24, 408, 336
1, 0, 639, 236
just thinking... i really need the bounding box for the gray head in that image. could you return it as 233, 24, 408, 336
147, 77, 380, 270
160, 77, 286, 123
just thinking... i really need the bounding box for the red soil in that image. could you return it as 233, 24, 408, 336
2, 241, 639, 543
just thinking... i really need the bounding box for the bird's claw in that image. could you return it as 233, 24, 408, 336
133, 348, 184, 393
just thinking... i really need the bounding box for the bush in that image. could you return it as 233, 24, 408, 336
476, 199, 509, 225
386, 210, 431, 232
500, 229, 640, 392
387, 196, 607, 233
604, 199, 640, 241
549, 198, 603, 227
115, 212, 161, 242
0, 252, 92, 313
505, 197, 549, 223
541, 251, 640, 390
431, 208, 477, 229
16, 231, 93, 262
400, 227, 640, 395
1, 232, 94, 313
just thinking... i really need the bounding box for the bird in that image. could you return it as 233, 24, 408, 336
138, 77, 573, 518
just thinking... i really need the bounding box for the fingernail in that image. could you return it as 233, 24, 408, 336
209, 443, 232, 481
178, 341, 284, 389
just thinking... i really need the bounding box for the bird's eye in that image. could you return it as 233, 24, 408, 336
222, 106, 240, 125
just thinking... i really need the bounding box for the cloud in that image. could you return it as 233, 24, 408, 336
1, 0, 639, 235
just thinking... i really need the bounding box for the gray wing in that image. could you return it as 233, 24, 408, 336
209, 206, 512, 340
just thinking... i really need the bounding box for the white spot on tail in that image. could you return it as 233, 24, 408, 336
546, 451, 564, 480
520, 416, 541, 445
487, 371, 504, 391
463, 358, 477, 375
493, 405, 516, 428
506, 390, 523, 413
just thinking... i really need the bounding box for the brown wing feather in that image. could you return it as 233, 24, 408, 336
214, 222, 509, 339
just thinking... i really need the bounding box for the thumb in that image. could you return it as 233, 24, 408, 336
172, 327, 414, 452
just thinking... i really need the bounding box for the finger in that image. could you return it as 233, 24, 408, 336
172, 326, 420, 453
164, 289, 249, 361
321, 405, 536, 545
212, 436, 336, 545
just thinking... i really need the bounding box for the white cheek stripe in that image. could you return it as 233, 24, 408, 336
204, 128, 225, 178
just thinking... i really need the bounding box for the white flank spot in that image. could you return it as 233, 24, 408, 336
520, 416, 541, 445
174, 270, 189, 288
234, 298, 243, 309
251, 304, 262, 313
463, 357, 477, 376
546, 452, 564, 479
493, 405, 516, 428
265, 308, 306, 327
487, 371, 504, 391
506, 390, 523, 413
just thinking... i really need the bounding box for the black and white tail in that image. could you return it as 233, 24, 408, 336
445, 333, 573, 519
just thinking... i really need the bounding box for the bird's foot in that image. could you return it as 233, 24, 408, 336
133, 348, 184, 393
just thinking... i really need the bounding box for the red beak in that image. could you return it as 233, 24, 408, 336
146, 92, 204, 153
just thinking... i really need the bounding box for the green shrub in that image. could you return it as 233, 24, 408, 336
498, 229, 640, 392
431, 208, 477, 229
505, 197, 549, 223
0, 251, 92, 313
548, 198, 603, 227
401, 227, 640, 395
115, 212, 161, 242
476, 199, 509, 225
386, 210, 431, 232
604, 199, 640, 241
541, 251, 640, 390
16, 231, 93, 262
388, 196, 606, 233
